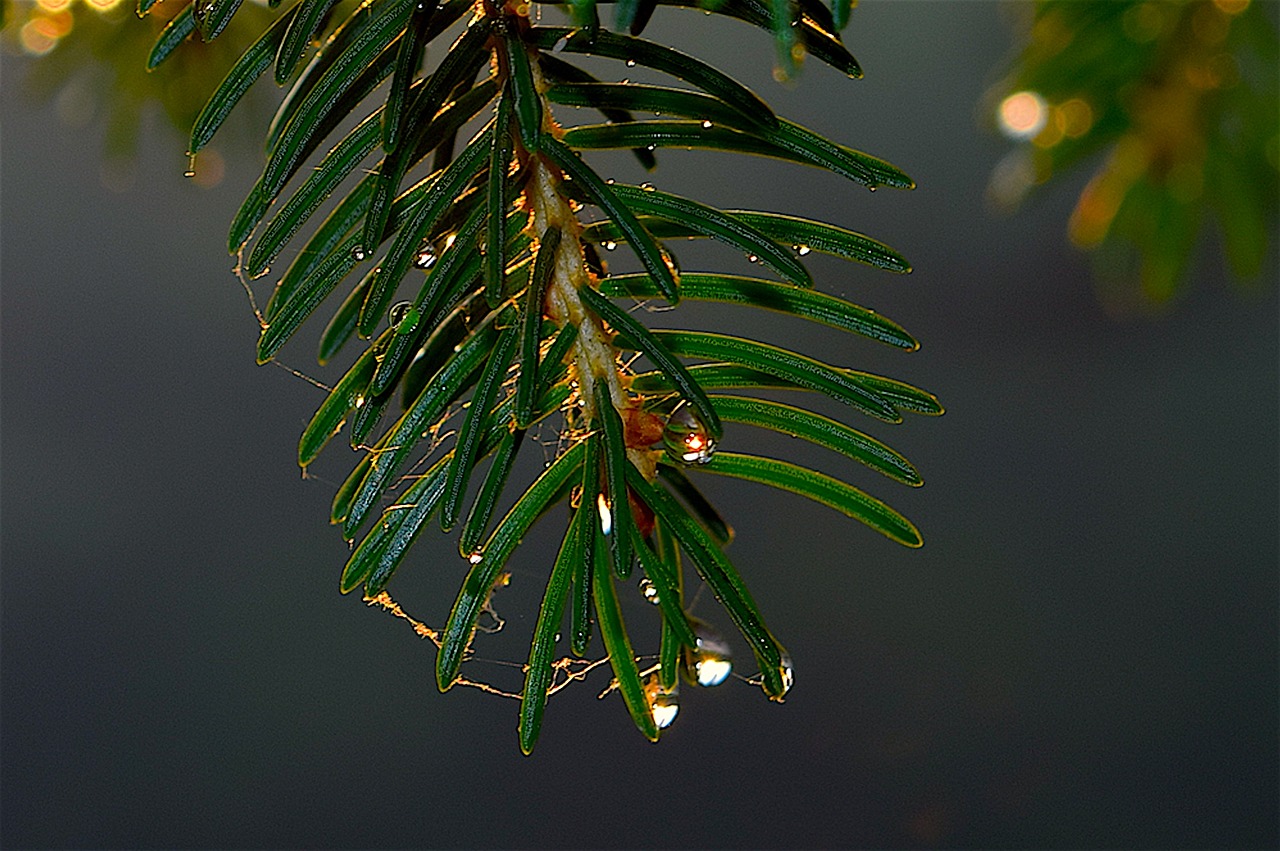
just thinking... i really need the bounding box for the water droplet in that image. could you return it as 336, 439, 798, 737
183, 152, 197, 178
468, 551, 484, 565
413, 245, 437, 269
354, 395, 366, 409
747, 254, 759, 263
795, 244, 811, 256
605, 178, 615, 185
867, 184, 877, 192
552, 35, 569, 53
696, 655, 733, 687
701, 120, 713, 129
682, 619, 733, 686
389, 301, 420, 334
775, 653, 794, 698
389, 301, 413, 325
604, 241, 618, 251
639, 182, 655, 192
644, 675, 678, 729
646, 144, 656, 152
639, 578, 660, 605
663, 406, 716, 464
597, 493, 613, 536
626, 59, 637, 68
554, 632, 562, 642
352, 246, 367, 262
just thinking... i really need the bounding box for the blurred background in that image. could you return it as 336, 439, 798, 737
2, 1, 1277, 847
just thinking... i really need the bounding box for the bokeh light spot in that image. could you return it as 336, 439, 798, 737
998, 91, 1047, 140
19, 12, 73, 55
1123, 2, 1166, 43
1212, 0, 1249, 15
1059, 98, 1094, 139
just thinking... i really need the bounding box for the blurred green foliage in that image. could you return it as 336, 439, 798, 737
2, 0, 275, 184
989, 0, 1278, 313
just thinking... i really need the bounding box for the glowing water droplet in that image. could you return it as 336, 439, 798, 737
626, 59, 636, 68
701, 120, 713, 129
683, 619, 733, 686
354, 395, 366, 409
352, 246, 367, 261
639, 182, 655, 192
597, 493, 613, 536
795, 244, 811, 256
468, 551, 484, 565
867, 184, 877, 192
747, 254, 760, 263
413, 246, 437, 269
644, 675, 678, 729
662, 406, 716, 464
696, 655, 733, 687
604, 241, 618, 251
605, 177, 615, 185
639, 578, 660, 605
183, 152, 197, 178
776, 653, 794, 698
645, 144, 656, 152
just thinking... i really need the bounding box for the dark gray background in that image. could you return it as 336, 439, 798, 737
3, 2, 1277, 847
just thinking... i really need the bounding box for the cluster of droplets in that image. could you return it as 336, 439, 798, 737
662, 407, 716, 465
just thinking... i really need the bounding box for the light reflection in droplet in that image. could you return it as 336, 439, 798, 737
597, 493, 613, 536
663, 406, 716, 464
778, 653, 794, 696
695, 656, 732, 687
413, 246, 437, 269
644, 676, 678, 729
683, 619, 733, 687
